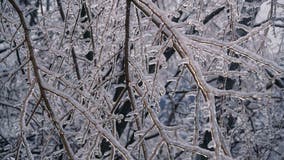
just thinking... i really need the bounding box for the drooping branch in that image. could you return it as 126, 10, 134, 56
130, 0, 210, 100
186, 33, 284, 74
130, 0, 232, 158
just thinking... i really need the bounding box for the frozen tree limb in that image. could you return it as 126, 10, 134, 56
124, 0, 148, 158
7, 0, 75, 159
130, 0, 232, 158
186, 34, 284, 74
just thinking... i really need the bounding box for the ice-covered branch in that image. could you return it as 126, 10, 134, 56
7, 0, 75, 159
130, 0, 231, 158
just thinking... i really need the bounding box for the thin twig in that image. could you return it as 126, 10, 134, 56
124, 1, 148, 158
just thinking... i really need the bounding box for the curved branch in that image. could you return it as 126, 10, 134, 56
130, 0, 233, 158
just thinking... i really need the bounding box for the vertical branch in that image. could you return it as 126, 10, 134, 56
20, 81, 36, 160
81, 0, 95, 51
71, 47, 81, 80
69, 8, 82, 80
124, 2, 131, 85
7, 0, 74, 159
124, 0, 148, 159
56, 0, 65, 21
192, 89, 200, 159
14, 41, 25, 74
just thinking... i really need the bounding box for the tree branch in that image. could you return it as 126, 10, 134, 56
130, 0, 232, 158
7, 0, 74, 159
124, 1, 148, 158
